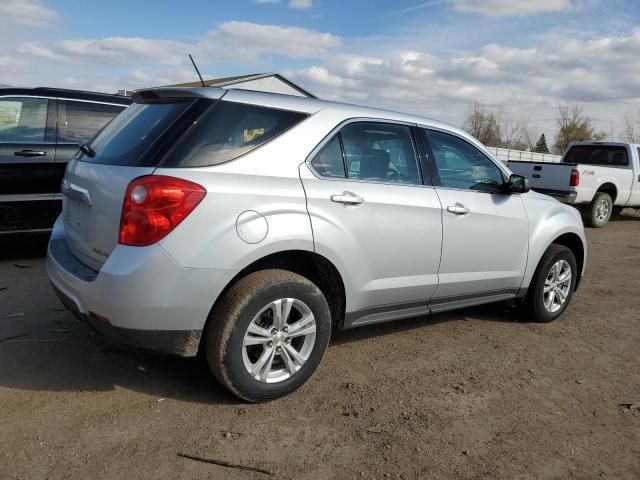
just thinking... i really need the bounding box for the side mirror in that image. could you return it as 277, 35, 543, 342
505, 174, 530, 194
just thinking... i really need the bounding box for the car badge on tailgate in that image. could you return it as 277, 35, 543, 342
61, 179, 92, 206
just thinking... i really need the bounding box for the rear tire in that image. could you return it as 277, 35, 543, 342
584, 192, 612, 228
204, 269, 331, 402
523, 244, 577, 323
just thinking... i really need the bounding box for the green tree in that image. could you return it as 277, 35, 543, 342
554, 104, 607, 154
532, 133, 550, 153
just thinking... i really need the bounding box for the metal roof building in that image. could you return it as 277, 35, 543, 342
168, 73, 316, 98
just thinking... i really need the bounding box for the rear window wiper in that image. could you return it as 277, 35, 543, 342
80, 144, 96, 157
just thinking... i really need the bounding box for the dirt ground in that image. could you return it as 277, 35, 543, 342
1, 212, 639, 480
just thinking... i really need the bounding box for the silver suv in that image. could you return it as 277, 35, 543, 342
47, 87, 586, 401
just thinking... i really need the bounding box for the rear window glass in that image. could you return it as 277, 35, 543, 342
563, 145, 628, 166
161, 101, 308, 167
80, 99, 196, 166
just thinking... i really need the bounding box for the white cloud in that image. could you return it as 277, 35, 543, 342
16, 21, 340, 66
17, 37, 188, 64
453, 0, 577, 16
201, 21, 339, 60
287, 27, 640, 136
0, 0, 58, 27
289, 0, 312, 9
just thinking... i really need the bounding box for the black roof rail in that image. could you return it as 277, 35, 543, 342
0, 86, 132, 105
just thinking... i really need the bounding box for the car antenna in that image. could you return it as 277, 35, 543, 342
188, 53, 206, 87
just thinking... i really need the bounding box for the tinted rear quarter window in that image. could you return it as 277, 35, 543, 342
310, 135, 345, 178
563, 145, 628, 166
162, 101, 308, 167
58, 100, 124, 144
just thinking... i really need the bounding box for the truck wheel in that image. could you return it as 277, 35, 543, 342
204, 269, 331, 402
585, 192, 612, 228
523, 244, 577, 323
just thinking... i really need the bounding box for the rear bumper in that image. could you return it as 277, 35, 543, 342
531, 188, 577, 203
46, 216, 237, 357
52, 283, 201, 356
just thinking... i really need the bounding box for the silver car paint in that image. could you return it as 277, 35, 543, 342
47, 216, 233, 332
62, 159, 156, 270
47, 86, 587, 343
432, 187, 529, 298
517, 190, 586, 289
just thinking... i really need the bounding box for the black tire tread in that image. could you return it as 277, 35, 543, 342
523, 244, 576, 323
584, 192, 612, 228
205, 269, 325, 402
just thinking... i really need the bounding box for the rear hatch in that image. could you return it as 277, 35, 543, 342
62, 89, 222, 270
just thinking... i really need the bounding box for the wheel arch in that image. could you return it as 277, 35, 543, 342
201, 250, 347, 353
596, 182, 617, 203
550, 232, 585, 290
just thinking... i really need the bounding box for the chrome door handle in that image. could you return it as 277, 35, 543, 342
330, 191, 364, 205
447, 204, 470, 215
14, 149, 46, 157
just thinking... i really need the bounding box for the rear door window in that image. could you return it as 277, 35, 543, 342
339, 122, 421, 185
0, 97, 48, 143
58, 100, 125, 144
563, 145, 629, 166
162, 101, 308, 167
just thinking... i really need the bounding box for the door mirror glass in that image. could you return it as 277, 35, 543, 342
506, 174, 530, 194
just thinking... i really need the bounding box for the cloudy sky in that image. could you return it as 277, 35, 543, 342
1, 0, 639, 141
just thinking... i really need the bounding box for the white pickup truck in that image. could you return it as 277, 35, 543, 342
509, 142, 640, 227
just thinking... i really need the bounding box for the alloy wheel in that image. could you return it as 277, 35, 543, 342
242, 298, 316, 383
543, 260, 572, 313
595, 199, 610, 222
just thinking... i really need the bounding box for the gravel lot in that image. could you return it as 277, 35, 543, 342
1, 212, 639, 480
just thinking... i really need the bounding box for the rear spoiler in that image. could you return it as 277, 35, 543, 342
131, 87, 227, 103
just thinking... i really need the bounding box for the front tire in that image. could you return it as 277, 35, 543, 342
204, 269, 331, 402
523, 244, 577, 323
584, 192, 612, 228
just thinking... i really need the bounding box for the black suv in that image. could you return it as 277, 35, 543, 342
0, 87, 131, 234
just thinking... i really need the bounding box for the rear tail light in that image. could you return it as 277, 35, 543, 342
570, 169, 580, 187
119, 175, 206, 246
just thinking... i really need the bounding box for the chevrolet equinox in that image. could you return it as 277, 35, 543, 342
47, 87, 587, 401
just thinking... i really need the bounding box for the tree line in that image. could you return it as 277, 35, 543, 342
463, 102, 639, 155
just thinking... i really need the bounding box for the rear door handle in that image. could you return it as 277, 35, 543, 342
447, 204, 470, 215
330, 191, 364, 205
14, 149, 46, 157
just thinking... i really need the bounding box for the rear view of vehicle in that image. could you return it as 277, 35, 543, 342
509, 142, 640, 227
562, 143, 639, 227
47, 87, 327, 401
508, 160, 580, 202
